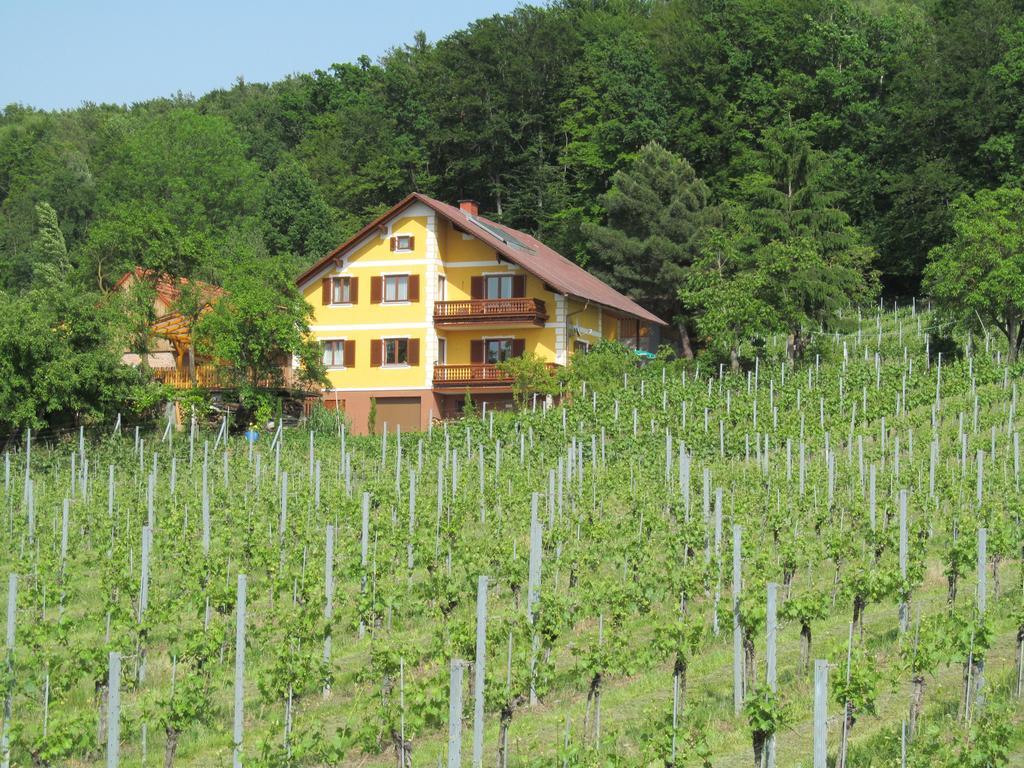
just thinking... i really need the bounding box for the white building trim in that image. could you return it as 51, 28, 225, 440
423, 213, 440, 389
310, 322, 431, 332
322, 386, 434, 393
554, 294, 567, 365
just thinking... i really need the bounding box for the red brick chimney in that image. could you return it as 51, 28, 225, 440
458, 199, 479, 217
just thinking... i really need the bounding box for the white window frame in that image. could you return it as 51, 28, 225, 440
437, 274, 446, 301
383, 273, 410, 304
382, 337, 410, 367
573, 339, 591, 355
322, 339, 347, 369
436, 337, 447, 365
393, 233, 414, 253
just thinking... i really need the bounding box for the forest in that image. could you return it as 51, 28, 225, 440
3, 0, 1024, 428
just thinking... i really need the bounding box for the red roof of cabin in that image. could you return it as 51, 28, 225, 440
296, 193, 667, 326
113, 267, 225, 306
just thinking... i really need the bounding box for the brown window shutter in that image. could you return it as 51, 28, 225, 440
344, 339, 355, 367
409, 235, 415, 250
322, 278, 331, 305
470, 276, 484, 300
470, 339, 484, 364
407, 274, 420, 302
408, 338, 420, 366
349, 277, 358, 304
370, 339, 382, 367
512, 274, 526, 298
511, 338, 526, 357
389, 236, 397, 251
370, 276, 383, 304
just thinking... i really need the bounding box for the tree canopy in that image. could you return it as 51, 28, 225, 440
0, 0, 1022, 408
193, 245, 326, 408
923, 186, 1024, 362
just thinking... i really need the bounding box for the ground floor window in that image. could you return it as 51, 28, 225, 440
322, 339, 346, 367
573, 339, 591, 355
384, 338, 409, 365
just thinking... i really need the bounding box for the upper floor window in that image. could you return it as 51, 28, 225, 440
471, 273, 525, 300
331, 276, 354, 304
391, 234, 414, 252
485, 274, 513, 299
371, 274, 419, 304
573, 340, 591, 355
384, 275, 409, 303
322, 275, 357, 306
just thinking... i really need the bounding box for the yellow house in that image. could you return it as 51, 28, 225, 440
296, 193, 666, 433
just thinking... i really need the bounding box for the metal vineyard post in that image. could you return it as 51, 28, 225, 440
813, 659, 827, 768
106, 651, 120, 768
472, 576, 487, 768
733, 524, 743, 716
448, 659, 465, 768
233, 574, 247, 768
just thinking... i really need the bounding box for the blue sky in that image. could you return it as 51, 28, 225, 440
0, 0, 525, 111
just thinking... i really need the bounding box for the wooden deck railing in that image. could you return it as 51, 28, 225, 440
433, 363, 559, 386
152, 365, 311, 391
433, 298, 547, 324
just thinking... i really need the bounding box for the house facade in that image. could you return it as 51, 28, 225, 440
113, 267, 224, 381
296, 194, 665, 434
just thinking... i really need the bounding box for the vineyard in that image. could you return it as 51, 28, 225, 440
2, 306, 1024, 768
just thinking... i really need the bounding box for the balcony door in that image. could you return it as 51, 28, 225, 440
485, 338, 514, 363
471, 274, 526, 300
485, 275, 513, 299
471, 337, 526, 364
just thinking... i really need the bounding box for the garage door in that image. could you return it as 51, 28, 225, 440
374, 396, 421, 434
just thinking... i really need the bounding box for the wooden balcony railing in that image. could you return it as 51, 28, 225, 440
151, 365, 311, 391
433, 363, 559, 387
433, 298, 547, 325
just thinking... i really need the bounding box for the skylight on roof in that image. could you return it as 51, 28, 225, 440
466, 215, 534, 252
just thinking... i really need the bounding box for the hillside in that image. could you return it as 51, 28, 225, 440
1, 306, 1022, 767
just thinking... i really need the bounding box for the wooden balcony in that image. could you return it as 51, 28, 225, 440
433, 298, 548, 326
151, 365, 311, 391
433, 363, 559, 387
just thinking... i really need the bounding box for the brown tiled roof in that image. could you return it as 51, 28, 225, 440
296, 193, 667, 325
113, 267, 225, 306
